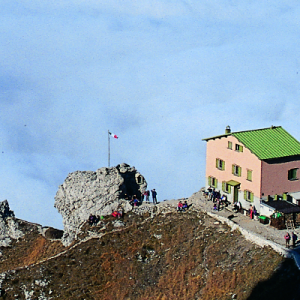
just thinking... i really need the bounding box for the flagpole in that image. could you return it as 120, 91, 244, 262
108, 130, 110, 167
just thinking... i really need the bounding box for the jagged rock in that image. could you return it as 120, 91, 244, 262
43, 227, 64, 240
0, 200, 24, 247
54, 163, 147, 246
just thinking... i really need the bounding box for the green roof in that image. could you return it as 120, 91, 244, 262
204, 126, 300, 160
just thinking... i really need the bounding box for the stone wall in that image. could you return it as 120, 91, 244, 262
54, 163, 147, 246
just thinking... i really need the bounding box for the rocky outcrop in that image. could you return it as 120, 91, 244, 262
0, 200, 24, 247
54, 163, 147, 246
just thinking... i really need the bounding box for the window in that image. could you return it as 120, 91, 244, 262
216, 158, 225, 170
222, 181, 231, 193
247, 169, 252, 181
235, 144, 243, 152
232, 164, 242, 177
288, 168, 298, 181
244, 190, 254, 202
208, 176, 218, 188
228, 141, 232, 149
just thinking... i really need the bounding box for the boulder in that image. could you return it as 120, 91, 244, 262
54, 163, 147, 246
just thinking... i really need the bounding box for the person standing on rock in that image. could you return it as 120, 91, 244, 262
284, 232, 291, 248
151, 189, 157, 204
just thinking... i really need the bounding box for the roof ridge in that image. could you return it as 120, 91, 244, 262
231, 125, 282, 135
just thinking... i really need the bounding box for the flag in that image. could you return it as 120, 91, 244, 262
109, 131, 118, 139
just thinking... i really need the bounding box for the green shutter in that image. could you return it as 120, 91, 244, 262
247, 170, 252, 181
250, 192, 254, 202
238, 166, 242, 177
274, 194, 278, 200
240, 145, 243, 152
228, 185, 231, 194
222, 161, 225, 170
216, 159, 218, 168
208, 177, 211, 186
222, 181, 225, 192
283, 193, 287, 201
215, 178, 218, 188
244, 190, 247, 200
232, 165, 235, 175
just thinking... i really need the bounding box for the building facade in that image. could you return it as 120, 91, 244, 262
203, 126, 300, 214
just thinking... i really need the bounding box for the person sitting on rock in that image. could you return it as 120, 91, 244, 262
182, 201, 188, 210
94, 215, 100, 224
133, 196, 139, 207
117, 206, 123, 218
88, 214, 96, 225
177, 201, 184, 212
112, 211, 119, 218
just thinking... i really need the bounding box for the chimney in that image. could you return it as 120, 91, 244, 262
225, 126, 231, 134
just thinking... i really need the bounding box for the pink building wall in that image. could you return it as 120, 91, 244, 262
261, 160, 300, 196
206, 136, 262, 197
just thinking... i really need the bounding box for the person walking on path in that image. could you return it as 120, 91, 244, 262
292, 232, 298, 248
284, 232, 291, 248
151, 189, 157, 204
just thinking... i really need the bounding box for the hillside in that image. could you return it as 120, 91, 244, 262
0, 206, 300, 300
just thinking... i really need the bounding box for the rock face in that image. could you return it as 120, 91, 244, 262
0, 200, 24, 247
54, 163, 147, 246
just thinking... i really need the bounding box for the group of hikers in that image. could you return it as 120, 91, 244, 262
204, 187, 230, 211
177, 200, 189, 212
88, 214, 102, 225
87, 188, 158, 225
284, 232, 298, 248
124, 189, 158, 207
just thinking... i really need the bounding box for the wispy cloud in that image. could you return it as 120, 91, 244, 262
1, 1, 300, 228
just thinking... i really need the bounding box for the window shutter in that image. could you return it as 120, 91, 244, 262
244, 190, 247, 200
215, 178, 218, 188
240, 145, 243, 152
274, 194, 278, 200
222, 181, 225, 191
228, 185, 231, 194
208, 177, 211, 186
283, 193, 287, 201
238, 166, 242, 177
247, 170, 251, 181
232, 165, 235, 174
250, 192, 254, 202
216, 159, 219, 168
222, 161, 225, 170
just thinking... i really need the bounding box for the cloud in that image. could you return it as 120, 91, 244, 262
1, 1, 300, 228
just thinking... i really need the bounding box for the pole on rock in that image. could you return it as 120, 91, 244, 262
108, 130, 110, 167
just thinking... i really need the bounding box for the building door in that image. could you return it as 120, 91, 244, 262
234, 186, 239, 203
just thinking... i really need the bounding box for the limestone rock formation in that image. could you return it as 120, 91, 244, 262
0, 200, 24, 247
54, 163, 147, 246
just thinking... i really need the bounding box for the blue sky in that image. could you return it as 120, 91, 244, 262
1, 1, 300, 229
